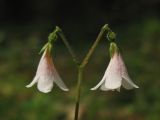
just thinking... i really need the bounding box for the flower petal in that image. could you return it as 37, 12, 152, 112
122, 78, 139, 89
101, 84, 121, 92
118, 53, 139, 89
90, 74, 106, 90
104, 53, 122, 89
53, 70, 69, 91
26, 76, 39, 88
54, 79, 69, 91
37, 76, 53, 93
100, 82, 110, 91
104, 74, 122, 89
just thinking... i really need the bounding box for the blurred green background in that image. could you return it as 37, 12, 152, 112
0, 0, 160, 120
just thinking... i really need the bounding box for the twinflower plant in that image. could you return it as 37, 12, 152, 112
26, 24, 139, 120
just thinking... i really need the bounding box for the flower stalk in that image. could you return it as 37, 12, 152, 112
56, 26, 80, 65
81, 24, 109, 68
74, 24, 110, 120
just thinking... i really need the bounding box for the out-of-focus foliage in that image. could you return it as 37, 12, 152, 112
0, 0, 160, 120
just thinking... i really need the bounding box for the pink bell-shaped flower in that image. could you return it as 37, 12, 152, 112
26, 48, 69, 93
91, 42, 139, 91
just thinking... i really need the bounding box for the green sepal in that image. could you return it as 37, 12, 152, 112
48, 26, 60, 43
48, 32, 57, 43
39, 42, 52, 54
109, 42, 119, 58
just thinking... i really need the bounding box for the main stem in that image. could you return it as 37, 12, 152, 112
74, 24, 109, 120
74, 66, 83, 120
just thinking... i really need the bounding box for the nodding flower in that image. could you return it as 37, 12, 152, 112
26, 48, 69, 93
91, 42, 139, 92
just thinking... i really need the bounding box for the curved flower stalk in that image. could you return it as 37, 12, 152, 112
91, 42, 139, 91
26, 47, 69, 93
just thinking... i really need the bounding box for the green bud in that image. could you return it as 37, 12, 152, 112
107, 32, 116, 42
109, 42, 119, 58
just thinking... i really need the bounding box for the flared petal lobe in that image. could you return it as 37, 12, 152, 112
90, 73, 106, 90
26, 76, 39, 88
52, 68, 69, 91
118, 54, 139, 89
